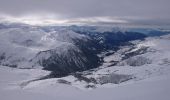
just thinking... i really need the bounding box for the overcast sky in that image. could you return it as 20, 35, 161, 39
0, 0, 170, 25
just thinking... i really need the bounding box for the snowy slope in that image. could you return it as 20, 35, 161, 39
0, 65, 170, 100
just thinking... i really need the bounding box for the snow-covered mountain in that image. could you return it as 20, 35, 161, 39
0, 23, 170, 100
0, 23, 102, 77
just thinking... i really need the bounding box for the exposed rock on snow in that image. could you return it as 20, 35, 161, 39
119, 56, 152, 66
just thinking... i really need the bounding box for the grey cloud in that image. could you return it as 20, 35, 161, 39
0, 0, 170, 25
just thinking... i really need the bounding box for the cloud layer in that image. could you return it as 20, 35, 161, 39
0, 0, 170, 25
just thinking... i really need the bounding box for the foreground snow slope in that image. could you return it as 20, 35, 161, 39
0, 66, 170, 100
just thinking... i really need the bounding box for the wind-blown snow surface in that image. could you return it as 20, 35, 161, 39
0, 34, 170, 100
0, 66, 170, 100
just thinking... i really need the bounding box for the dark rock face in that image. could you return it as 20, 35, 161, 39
98, 73, 133, 84
0, 53, 5, 62
125, 56, 152, 66
32, 43, 101, 77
